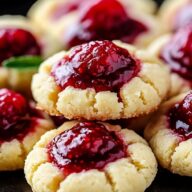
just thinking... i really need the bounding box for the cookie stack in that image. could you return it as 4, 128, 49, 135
1, 0, 192, 191
24, 1, 168, 191
25, 39, 170, 192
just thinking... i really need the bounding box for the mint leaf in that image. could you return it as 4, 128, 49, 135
2, 56, 43, 69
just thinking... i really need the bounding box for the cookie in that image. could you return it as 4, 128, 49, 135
0, 89, 55, 171
0, 15, 56, 58
28, 0, 159, 49
28, 0, 157, 32
32, 40, 170, 120
148, 25, 192, 97
158, 0, 191, 32
25, 121, 157, 192
145, 91, 192, 176
0, 16, 42, 95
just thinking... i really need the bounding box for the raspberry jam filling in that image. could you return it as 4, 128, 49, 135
51, 116, 66, 127
160, 25, 192, 81
64, 0, 148, 48
0, 28, 41, 64
173, 3, 192, 31
167, 92, 192, 140
0, 89, 38, 143
47, 122, 127, 176
51, 41, 140, 95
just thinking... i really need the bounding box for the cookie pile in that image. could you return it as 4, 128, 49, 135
0, 0, 192, 191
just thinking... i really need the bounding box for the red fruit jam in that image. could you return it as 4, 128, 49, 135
0, 28, 41, 64
51, 41, 140, 94
160, 25, 192, 81
52, 0, 86, 20
64, 0, 148, 48
167, 92, 192, 140
47, 122, 127, 176
51, 116, 66, 127
173, 3, 192, 31
0, 89, 37, 143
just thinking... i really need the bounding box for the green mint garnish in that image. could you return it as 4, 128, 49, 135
2, 56, 43, 69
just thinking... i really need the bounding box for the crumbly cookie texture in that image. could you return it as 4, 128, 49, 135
158, 0, 189, 32
24, 121, 157, 192
32, 41, 170, 120
28, 0, 160, 49
0, 118, 54, 171
144, 92, 192, 176
148, 35, 191, 98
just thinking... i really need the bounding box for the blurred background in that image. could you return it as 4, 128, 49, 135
0, 0, 164, 15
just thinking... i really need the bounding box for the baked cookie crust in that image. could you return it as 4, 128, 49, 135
32, 41, 170, 120
0, 118, 54, 171
25, 121, 157, 192
144, 92, 192, 176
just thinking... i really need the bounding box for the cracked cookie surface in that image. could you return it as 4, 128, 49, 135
145, 91, 192, 176
25, 120, 157, 192
32, 40, 170, 120
0, 89, 54, 171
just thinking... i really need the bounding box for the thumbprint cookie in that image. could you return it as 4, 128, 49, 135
32, 40, 170, 120
25, 121, 157, 192
148, 25, 192, 97
29, 0, 159, 49
0, 89, 54, 171
145, 91, 192, 176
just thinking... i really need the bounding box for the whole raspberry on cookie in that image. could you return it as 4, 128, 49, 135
32, 40, 170, 120
0, 88, 54, 171
148, 24, 192, 97
25, 121, 157, 192
145, 91, 192, 176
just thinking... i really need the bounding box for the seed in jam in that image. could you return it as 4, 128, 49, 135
47, 122, 127, 176
0, 89, 37, 143
173, 3, 192, 31
167, 92, 192, 140
0, 28, 41, 64
160, 24, 192, 81
64, 0, 148, 48
51, 40, 140, 95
